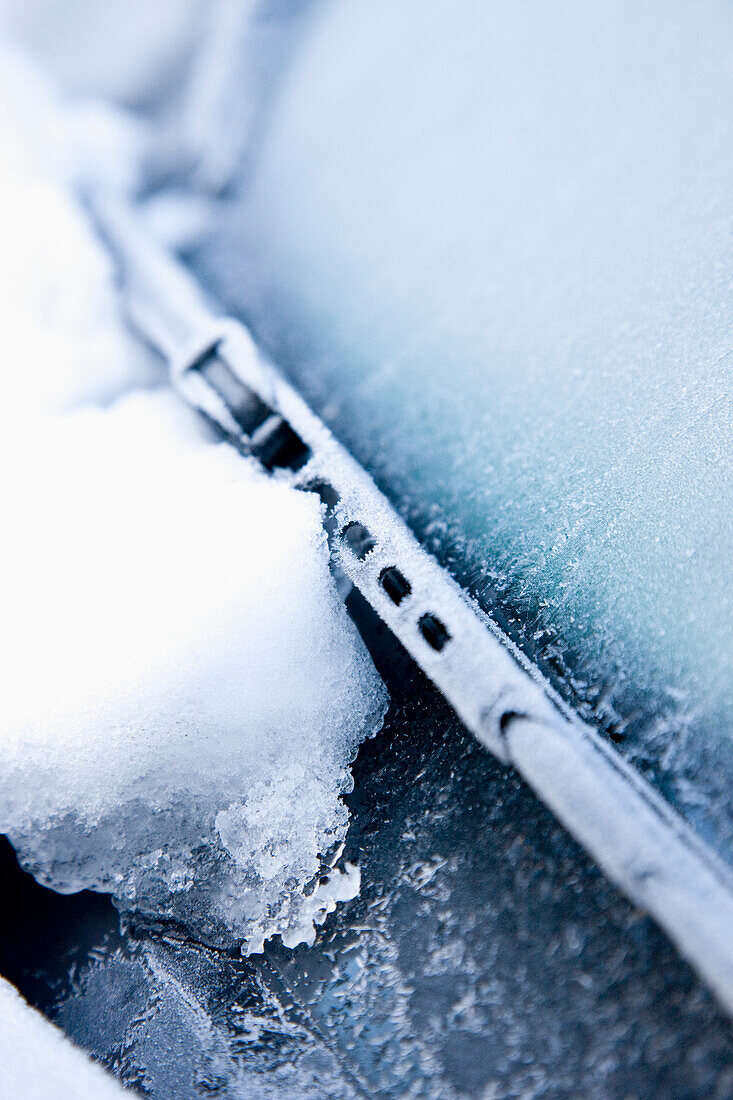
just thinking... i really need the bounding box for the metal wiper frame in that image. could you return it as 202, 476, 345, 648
93, 193, 733, 1017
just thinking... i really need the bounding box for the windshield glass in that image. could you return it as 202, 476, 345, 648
192, 0, 733, 861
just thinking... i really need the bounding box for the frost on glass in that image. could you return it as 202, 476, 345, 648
194, 0, 733, 856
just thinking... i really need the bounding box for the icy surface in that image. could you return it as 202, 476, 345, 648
0, 391, 386, 949
195, 0, 733, 855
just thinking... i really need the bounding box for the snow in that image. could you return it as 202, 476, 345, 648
0, 49, 387, 952
0, 391, 386, 950
0, 49, 158, 418
0, 0, 206, 108
195, 0, 733, 855
0, 976, 124, 1099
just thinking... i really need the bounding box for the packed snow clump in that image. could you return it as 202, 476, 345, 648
0, 391, 387, 949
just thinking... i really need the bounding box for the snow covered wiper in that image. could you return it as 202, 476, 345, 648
92, 193, 733, 1017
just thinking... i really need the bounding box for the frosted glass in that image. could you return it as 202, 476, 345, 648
194, 0, 733, 857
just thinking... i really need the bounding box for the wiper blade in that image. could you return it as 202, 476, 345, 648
92, 192, 733, 1017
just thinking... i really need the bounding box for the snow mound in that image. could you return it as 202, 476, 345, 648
0, 391, 387, 950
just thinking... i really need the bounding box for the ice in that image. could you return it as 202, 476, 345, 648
0, 976, 124, 1099
24, 655, 733, 1099
194, 0, 733, 855
0, 390, 387, 949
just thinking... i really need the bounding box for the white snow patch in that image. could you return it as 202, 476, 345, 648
0, 391, 387, 949
0, 977, 124, 1099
